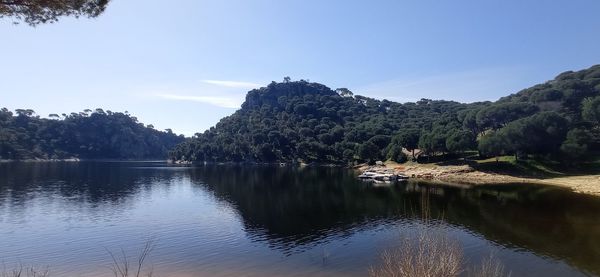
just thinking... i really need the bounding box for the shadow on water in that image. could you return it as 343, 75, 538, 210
187, 165, 415, 253
1, 162, 599, 275
186, 165, 600, 275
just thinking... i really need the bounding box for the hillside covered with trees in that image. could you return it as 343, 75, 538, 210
0, 109, 184, 160
170, 65, 600, 165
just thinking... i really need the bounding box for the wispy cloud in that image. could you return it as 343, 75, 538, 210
147, 79, 263, 109
157, 94, 242, 109
201, 80, 261, 89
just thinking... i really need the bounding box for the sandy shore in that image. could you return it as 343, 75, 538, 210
536, 175, 600, 195
358, 162, 600, 196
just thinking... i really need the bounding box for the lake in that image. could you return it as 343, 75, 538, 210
0, 161, 599, 276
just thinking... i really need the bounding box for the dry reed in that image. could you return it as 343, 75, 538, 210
106, 239, 155, 277
1, 266, 49, 277
369, 190, 510, 277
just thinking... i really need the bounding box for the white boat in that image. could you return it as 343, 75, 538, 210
372, 173, 395, 181
358, 172, 378, 179
358, 171, 410, 182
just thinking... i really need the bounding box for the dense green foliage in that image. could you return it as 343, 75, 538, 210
479, 112, 569, 158
0, 108, 184, 160
169, 79, 472, 164
171, 65, 600, 165
479, 65, 600, 160
582, 96, 600, 125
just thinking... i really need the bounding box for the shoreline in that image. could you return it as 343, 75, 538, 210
0, 158, 168, 163
358, 161, 600, 196
4, 158, 599, 196
0, 158, 81, 163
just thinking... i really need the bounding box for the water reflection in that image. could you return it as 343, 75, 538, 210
0, 162, 181, 205
439, 184, 600, 275
187, 166, 410, 252
187, 165, 600, 275
0, 162, 599, 276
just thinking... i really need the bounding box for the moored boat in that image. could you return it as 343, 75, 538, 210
358, 171, 409, 182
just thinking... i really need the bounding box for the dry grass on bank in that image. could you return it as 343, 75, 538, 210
1, 240, 156, 277
360, 158, 600, 196
468, 254, 510, 277
369, 194, 510, 277
1, 266, 49, 277
106, 240, 156, 277
369, 227, 463, 277
369, 225, 510, 277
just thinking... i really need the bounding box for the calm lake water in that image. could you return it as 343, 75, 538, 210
0, 161, 599, 277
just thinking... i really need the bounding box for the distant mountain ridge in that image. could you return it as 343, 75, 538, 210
170, 65, 600, 165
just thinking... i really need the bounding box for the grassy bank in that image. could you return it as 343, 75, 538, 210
360, 156, 600, 196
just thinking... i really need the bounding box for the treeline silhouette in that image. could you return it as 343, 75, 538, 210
0, 108, 184, 160
170, 65, 600, 164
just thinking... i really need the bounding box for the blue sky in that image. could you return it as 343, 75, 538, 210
2, 0, 600, 136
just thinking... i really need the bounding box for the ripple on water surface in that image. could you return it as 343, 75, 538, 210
0, 162, 598, 277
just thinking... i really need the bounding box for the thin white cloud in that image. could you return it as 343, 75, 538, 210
157, 94, 242, 109
144, 79, 261, 109
201, 80, 261, 89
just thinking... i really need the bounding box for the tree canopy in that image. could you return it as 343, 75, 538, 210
0, 0, 109, 25
170, 65, 600, 165
7, 65, 599, 164
169, 79, 472, 164
582, 96, 600, 125
0, 108, 184, 160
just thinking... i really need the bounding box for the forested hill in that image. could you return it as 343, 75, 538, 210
0, 109, 185, 160
170, 65, 600, 165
